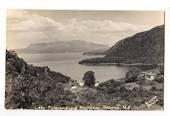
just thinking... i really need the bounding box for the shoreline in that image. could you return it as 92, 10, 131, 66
80, 62, 163, 66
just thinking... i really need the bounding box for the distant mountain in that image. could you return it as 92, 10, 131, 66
15, 40, 109, 54
79, 25, 164, 65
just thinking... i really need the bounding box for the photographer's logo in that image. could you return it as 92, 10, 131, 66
145, 96, 158, 108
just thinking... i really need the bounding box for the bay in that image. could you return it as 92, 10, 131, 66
17, 52, 132, 82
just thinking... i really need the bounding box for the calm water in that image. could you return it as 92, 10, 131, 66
17, 53, 132, 82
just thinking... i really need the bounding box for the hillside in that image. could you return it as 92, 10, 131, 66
79, 25, 164, 65
15, 40, 109, 54
5, 50, 163, 110
5, 50, 74, 109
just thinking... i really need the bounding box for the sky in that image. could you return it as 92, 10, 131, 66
6, 10, 164, 49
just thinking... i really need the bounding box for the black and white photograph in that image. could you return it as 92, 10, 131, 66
5, 10, 165, 110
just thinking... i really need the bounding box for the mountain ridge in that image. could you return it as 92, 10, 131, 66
15, 40, 109, 54
79, 25, 164, 65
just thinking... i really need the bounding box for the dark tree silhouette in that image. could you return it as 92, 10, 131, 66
82, 71, 96, 87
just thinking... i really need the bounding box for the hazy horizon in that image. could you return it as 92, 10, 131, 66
6, 10, 164, 49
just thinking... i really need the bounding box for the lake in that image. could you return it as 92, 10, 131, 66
17, 52, 132, 82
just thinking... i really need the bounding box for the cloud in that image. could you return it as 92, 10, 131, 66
66, 19, 150, 33
7, 10, 150, 33
6, 10, 151, 49
7, 10, 64, 32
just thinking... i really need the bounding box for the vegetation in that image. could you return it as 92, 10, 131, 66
82, 71, 96, 87
5, 50, 73, 109
79, 25, 164, 65
5, 29, 164, 110
5, 50, 164, 110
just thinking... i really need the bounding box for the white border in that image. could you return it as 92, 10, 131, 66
0, 0, 170, 116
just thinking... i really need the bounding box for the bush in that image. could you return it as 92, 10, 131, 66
125, 68, 141, 83
82, 71, 96, 87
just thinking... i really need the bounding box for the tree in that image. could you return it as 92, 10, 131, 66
82, 71, 96, 87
